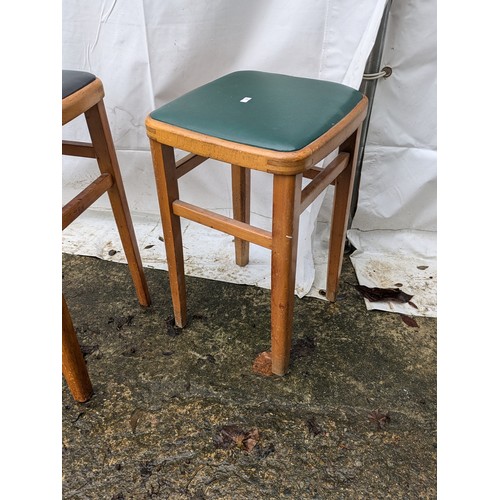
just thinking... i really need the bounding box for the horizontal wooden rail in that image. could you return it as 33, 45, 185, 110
172, 200, 273, 249
62, 173, 113, 229
303, 166, 333, 181
300, 153, 349, 213
62, 140, 96, 158
176, 153, 208, 178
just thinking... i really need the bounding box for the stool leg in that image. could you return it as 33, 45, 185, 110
231, 165, 251, 266
62, 295, 93, 402
85, 101, 151, 307
326, 127, 362, 301
270, 173, 302, 375
150, 141, 188, 327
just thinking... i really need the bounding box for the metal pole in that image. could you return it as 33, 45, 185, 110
348, 0, 393, 229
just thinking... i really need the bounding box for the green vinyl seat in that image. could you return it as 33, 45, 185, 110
150, 70, 364, 152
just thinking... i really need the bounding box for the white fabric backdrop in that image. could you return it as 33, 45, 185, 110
62, 0, 437, 315
346, 0, 437, 316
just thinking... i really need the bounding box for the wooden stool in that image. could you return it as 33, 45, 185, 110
146, 71, 367, 376
62, 70, 151, 401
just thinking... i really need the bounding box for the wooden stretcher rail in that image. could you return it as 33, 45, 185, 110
176, 153, 208, 178
303, 166, 331, 181
62, 140, 96, 158
62, 173, 113, 230
172, 200, 273, 249
300, 153, 350, 213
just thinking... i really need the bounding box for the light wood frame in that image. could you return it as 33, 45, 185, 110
147, 95, 368, 376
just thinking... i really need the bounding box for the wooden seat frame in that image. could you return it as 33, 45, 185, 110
62, 77, 151, 402
146, 94, 368, 376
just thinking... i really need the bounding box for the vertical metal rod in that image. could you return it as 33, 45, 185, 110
348, 0, 393, 229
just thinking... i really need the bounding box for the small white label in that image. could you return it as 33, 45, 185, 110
240, 97, 252, 103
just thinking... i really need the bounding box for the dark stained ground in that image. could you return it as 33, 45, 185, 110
62, 253, 436, 499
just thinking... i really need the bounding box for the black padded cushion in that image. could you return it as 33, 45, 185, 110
62, 70, 96, 99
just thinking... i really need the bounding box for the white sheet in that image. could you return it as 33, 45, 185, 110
347, 0, 437, 316
62, 0, 437, 316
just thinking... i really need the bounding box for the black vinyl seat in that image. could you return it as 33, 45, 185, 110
62, 70, 96, 99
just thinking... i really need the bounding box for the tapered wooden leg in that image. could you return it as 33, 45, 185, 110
231, 164, 251, 266
85, 101, 151, 307
150, 141, 188, 327
62, 295, 93, 402
326, 127, 361, 301
270, 173, 302, 375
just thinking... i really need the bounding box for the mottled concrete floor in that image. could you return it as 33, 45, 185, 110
62, 253, 436, 499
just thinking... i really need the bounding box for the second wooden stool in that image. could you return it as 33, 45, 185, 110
63, 70, 151, 401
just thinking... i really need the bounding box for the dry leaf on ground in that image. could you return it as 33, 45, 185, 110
368, 410, 391, 430
400, 314, 419, 328
354, 284, 413, 304
214, 425, 260, 451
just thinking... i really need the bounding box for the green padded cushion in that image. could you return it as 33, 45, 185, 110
150, 71, 363, 152
62, 70, 96, 99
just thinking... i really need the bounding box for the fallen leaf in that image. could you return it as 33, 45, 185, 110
144, 244, 154, 249
400, 314, 419, 328
368, 410, 391, 430
306, 416, 323, 436
252, 351, 273, 376
108, 249, 118, 256
215, 426, 245, 449
354, 284, 413, 303
417, 265, 429, 270
394, 282, 403, 287
130, 408, 144, 434
243, 428, 260, 451
80, 344, 99, 358
114, 315, 134, 330
158, 236, 164, 242
214, 425, 260, 451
